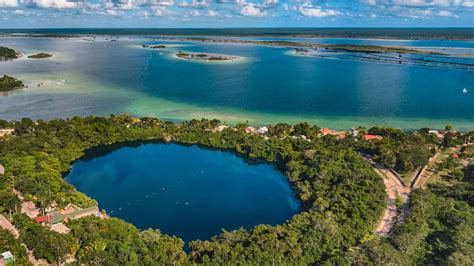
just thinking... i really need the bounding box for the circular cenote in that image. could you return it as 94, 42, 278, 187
65, 143, 301, 243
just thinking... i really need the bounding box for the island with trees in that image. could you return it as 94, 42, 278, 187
164, 37, 442, 55
176, 51, 241, 62
27, 53, 53, 59
0, 75, 24, 92
0, 116, 472, 265
142, 44, 167, 49
0, 46, 18, 61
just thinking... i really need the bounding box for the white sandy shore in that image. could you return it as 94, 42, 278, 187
171, 51, 246, 64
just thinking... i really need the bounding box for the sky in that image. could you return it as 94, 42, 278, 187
0, 0, 473, 28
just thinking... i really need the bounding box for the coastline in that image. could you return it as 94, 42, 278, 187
1, 28, 474, 41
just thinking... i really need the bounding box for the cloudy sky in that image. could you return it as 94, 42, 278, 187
0, 0, 473, 28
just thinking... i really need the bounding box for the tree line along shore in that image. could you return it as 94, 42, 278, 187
0, 75, 24, 92
0, 115, 472, 265
0, 46, 53, 93
1, 46, 52, 61
161, 37, 442, 55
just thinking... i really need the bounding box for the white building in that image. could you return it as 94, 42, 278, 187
245, 127, 256, 134
0, 129, 14, 137
350, 128, 359, 137
257, 127, 268, 135
1, 251, 14, 263
214, 125, 229, 132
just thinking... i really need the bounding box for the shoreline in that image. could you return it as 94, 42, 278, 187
1, 28, 474, 41
173, 51, 244, 63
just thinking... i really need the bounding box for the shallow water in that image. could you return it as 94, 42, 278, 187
65, 143, 300, 242
0, 36, 473, 130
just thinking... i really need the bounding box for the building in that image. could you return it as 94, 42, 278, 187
213, 125, 229, 132
1, 251, 14, 264
245, 127, 256, 134
428, 129, 444, 139
51, 222, 71, 234
350, 128, 359, 137
364, 134, 383, 141
257, 126, 268, 135
320, 128, 346, 140
0, 129, 14, 138
34, 204, 100, 225
320, 128, 332, 136
21, 201, 40, 218
33, 215, 50, 224
50, 204, 100, 224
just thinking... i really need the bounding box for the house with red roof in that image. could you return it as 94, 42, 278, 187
364, 134, 383, 141
34, 215, 50, 224
320, 128, 346, 140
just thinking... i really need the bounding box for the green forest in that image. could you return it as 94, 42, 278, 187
0, 46, 17, 61
0, 115, 472, 265
0, 75, 24, 92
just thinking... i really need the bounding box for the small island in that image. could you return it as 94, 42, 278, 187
176, 51, 241, 62
27, 53, 53, 59
0, 75, 24, 92
142, 44, 167, 49
0, 46, 18, 60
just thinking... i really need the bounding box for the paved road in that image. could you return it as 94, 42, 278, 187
372, 165, 410, 236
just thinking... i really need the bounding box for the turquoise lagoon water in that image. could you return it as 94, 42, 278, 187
0, 36, 473, 130
65, 143, 300, 243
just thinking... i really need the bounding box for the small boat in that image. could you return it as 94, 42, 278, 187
463, 88, 469, 94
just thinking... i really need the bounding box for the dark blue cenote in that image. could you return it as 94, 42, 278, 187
65, 143, 301, 243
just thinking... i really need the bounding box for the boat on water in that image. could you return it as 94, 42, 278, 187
463, 88, 469, 94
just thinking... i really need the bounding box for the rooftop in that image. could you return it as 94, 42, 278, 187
364, 134, 384, 141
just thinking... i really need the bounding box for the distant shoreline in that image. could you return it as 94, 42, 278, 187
0, 27, 474, 40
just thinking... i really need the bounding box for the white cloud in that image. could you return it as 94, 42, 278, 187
438, 10, 457, 16
235, 0, 246, 7
364, 0, 377, 5
360, 0, 473, 19
393, 0, 450, 7
141, 10, 149, 18
11, 9, 35, 15
147, 0, 174, 6
152, 5, 174, 15
105, 0, 134, 10
106, 9, 118, 15
206, 9, 218, 16
177, 0, 207, 8
30, 0, 78, 9
299, 2, 339, 17
363, 0, 474, 7
0, 0, 18, 7
188, 9, 217, 16
463, 0, 474, 6
189, 9, 201, 15
263, 0, 277, 7
240, 3, 267, 16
